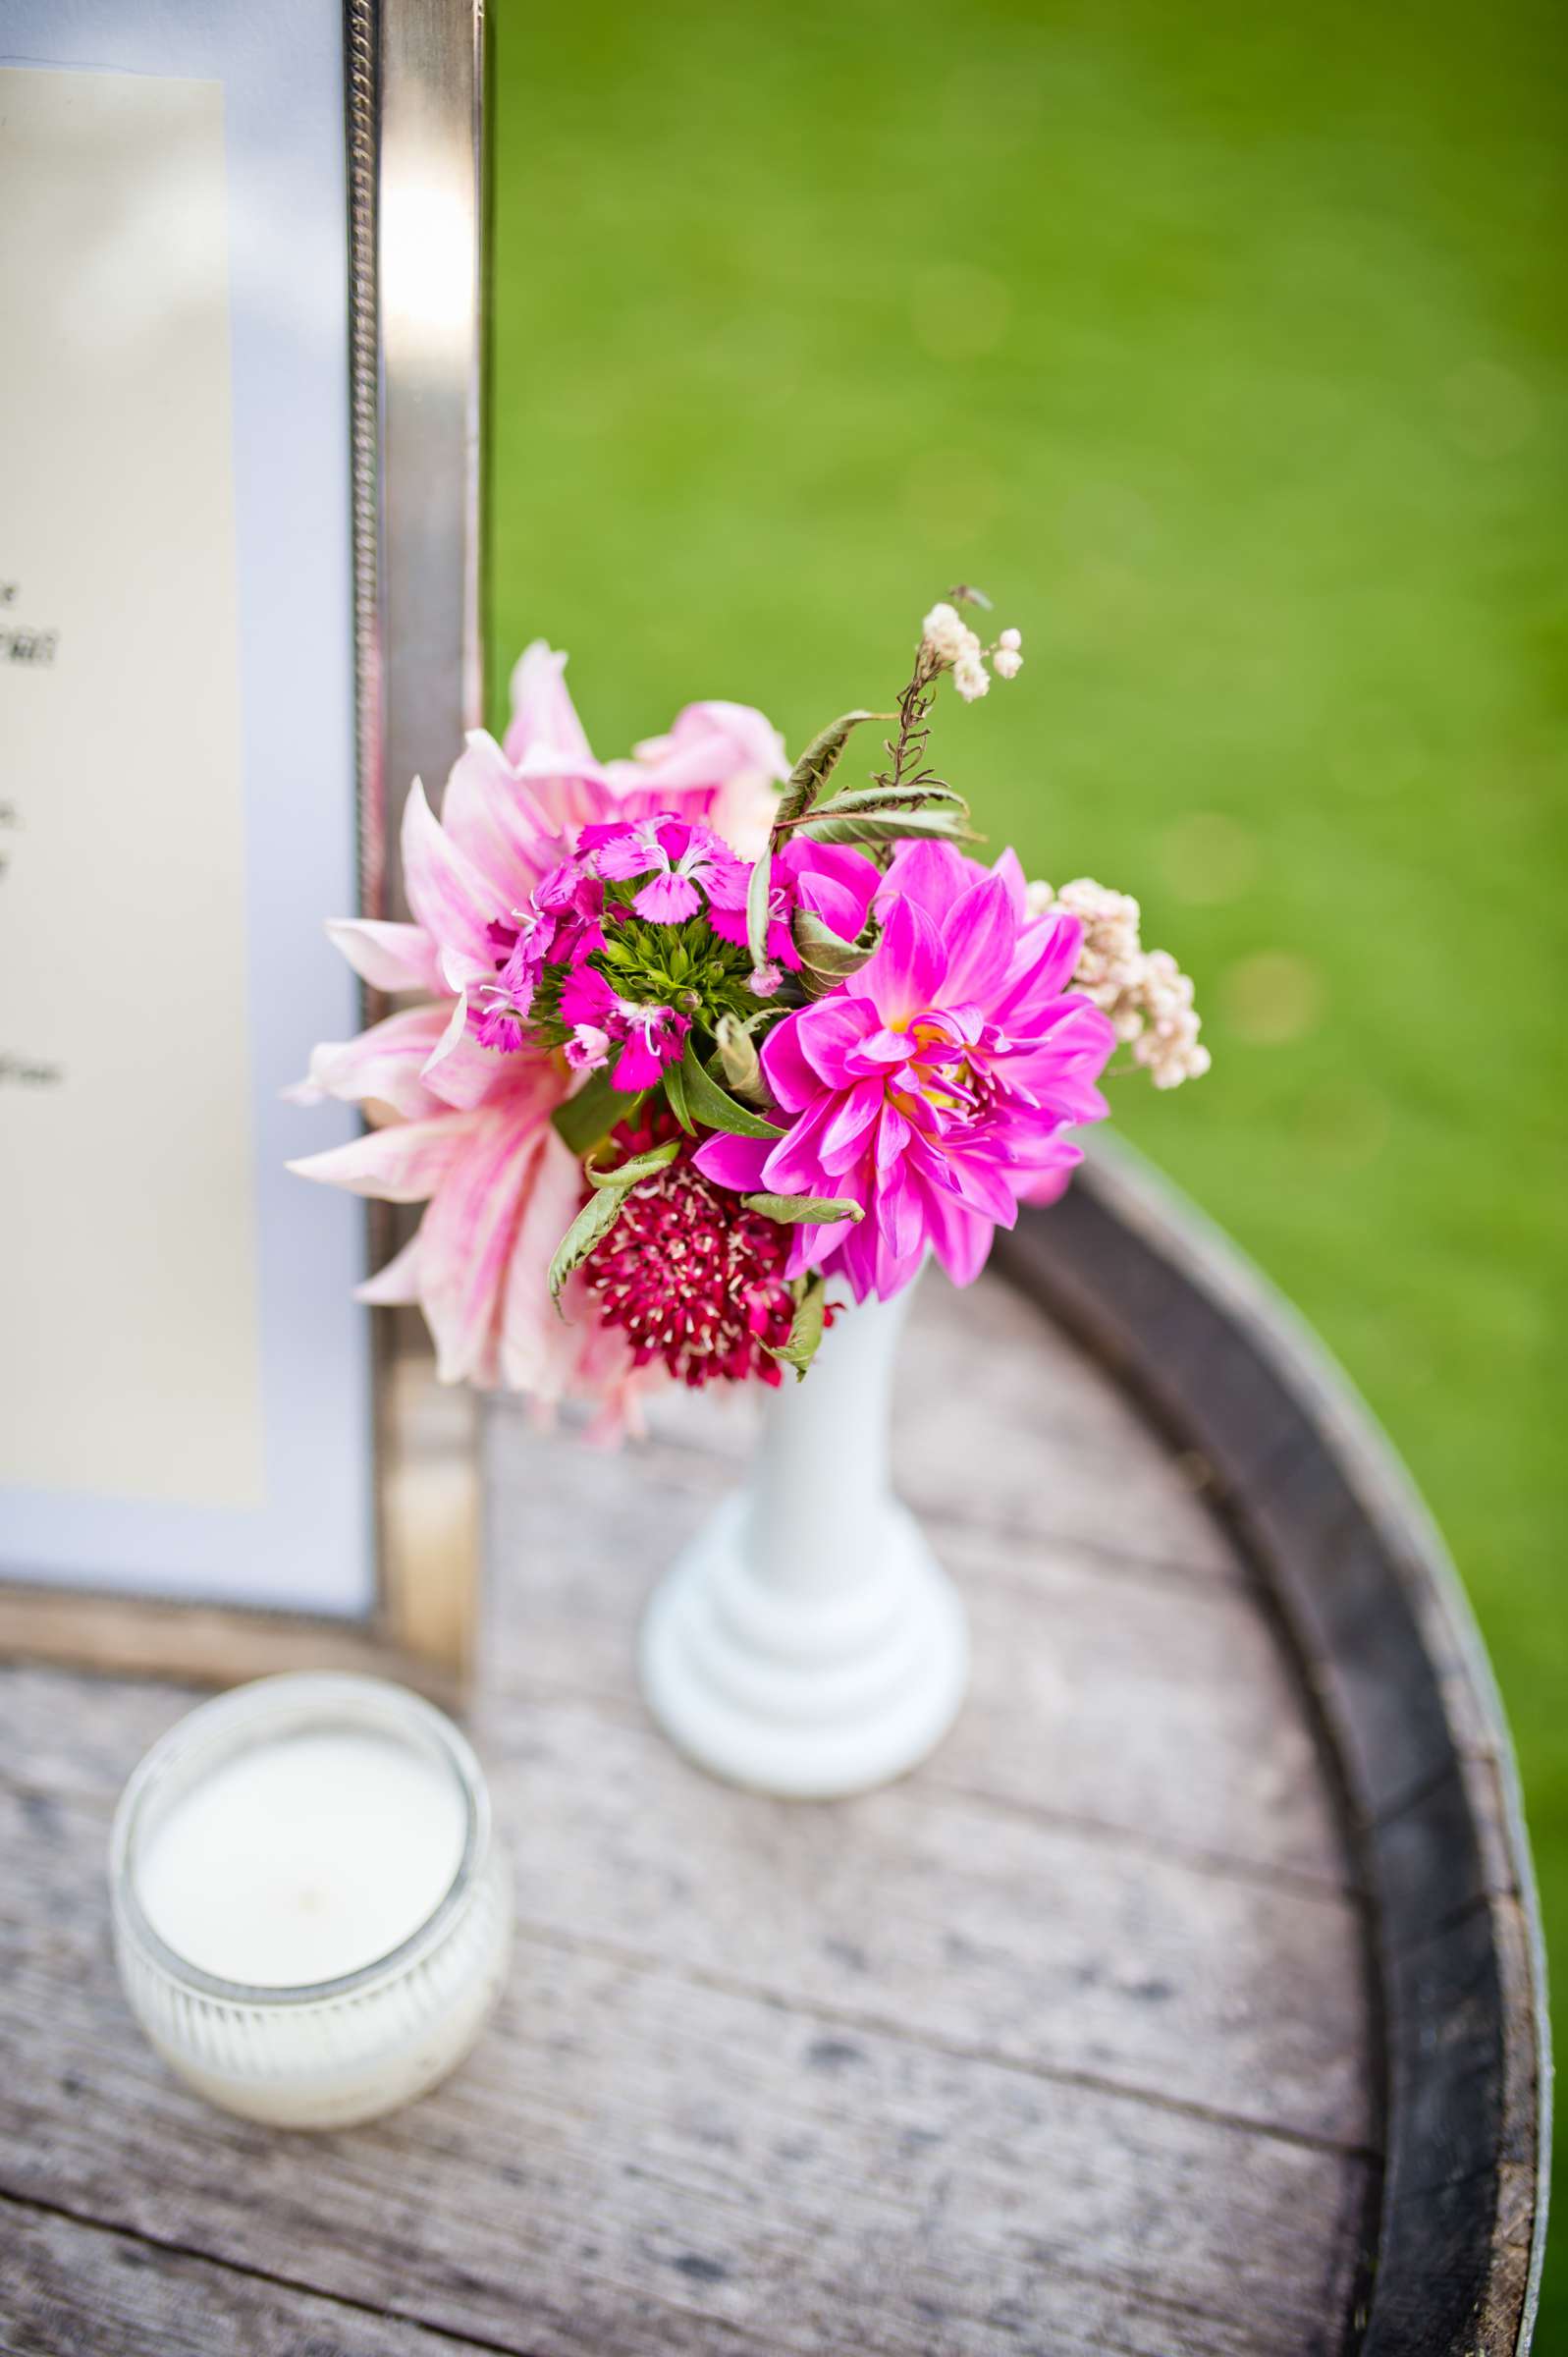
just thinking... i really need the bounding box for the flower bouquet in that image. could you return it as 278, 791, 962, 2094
291, 592, 1207, 1793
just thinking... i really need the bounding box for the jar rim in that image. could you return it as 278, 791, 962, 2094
108, 1672, 491, 2008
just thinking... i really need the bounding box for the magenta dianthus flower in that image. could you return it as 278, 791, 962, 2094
559, 963, 689, 1090
468, 860, 610, 1050
579, 815, 749, 925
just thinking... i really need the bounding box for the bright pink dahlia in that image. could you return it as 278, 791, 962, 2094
693, 839, 1116, 1301
288, 643, 786, 1420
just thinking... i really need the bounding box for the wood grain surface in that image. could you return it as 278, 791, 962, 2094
0, 1250, 1491, 2356
998, 1153, 1546, 2355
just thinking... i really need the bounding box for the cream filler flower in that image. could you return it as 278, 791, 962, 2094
920, 602, 1022, 701
1027, 876, 1211, 1088
921, 601, 978, 664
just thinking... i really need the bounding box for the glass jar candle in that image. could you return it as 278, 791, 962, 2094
109, 1673, 512, 2129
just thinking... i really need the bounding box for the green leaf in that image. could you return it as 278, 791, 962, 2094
547, 1185, 625, 1311
740, 1192, 863, 1226
774, 710, 889, 829
552, 1068, 632, 1157
745, 843, 774, 967
796, 805, 976, 850
584, 1138, 680, 1190
660, 1055, 695, 1134
807, 782, 968, 818
766, 1272, 831, 1382
678, 1039, 785, 1138
793, 908, 877, 998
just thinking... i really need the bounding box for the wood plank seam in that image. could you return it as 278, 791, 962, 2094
503, 1914, 1383, 2162
471, 1685, 1361, 1902
912, 1515, 1253, 1591
0, 2188, 541, 2357
903, 1775, 1363, 1903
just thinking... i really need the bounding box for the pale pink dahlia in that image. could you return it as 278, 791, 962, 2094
605, 699, 790, 857
692, 839, 1116, 1301
288, 644, 787, 1417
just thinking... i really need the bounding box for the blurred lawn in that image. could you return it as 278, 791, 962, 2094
487, 0, 1566, 2326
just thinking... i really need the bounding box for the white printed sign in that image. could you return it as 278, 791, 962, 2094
0, 10, 374, 1617
0, 65, 264, 1510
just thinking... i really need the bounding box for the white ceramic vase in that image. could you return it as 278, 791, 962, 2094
639, 1270, 969, 1798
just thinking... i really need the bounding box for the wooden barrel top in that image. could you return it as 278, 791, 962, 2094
0, 1147, 1545, 2355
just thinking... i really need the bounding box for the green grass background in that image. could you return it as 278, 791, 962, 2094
486, 0, 1566, 2326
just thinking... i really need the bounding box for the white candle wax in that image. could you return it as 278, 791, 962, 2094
136, 1729, 467, 1987
111, 1675, 512, 2130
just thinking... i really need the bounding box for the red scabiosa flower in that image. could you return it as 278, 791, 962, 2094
583, 1124, 799, 1387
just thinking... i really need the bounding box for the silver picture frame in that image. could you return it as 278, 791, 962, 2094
351, 0, 487, 1694
0, 0, 486, 1699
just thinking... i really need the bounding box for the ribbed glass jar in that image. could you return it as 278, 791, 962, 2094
109, 1673, 512, 2129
